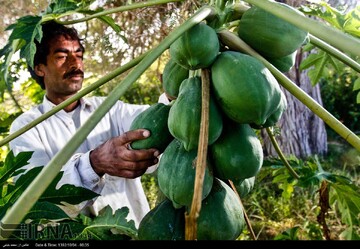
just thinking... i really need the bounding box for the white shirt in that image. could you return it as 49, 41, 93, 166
9, 95, 158, 228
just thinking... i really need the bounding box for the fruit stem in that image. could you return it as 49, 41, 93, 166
185, 69, 211, 240
266, 127, 300, 179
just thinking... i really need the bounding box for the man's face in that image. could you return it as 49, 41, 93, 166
35, 35, 84, 103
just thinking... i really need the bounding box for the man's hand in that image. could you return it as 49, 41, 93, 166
89, 129, 160, 178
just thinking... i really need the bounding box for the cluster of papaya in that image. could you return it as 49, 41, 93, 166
130, 3, 309, 240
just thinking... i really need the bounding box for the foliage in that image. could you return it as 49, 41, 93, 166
299, 2, 360, 38
320, 69, 360, 137
0, 149, 139, 240
242, 155, 360, 240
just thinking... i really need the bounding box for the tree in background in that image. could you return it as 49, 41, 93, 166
261, 0, 359, 159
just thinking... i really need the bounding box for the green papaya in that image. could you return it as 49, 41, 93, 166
196, 178, 245, 240
267, 50, 297, 73
237, 3, 309, 58
232, 176, 256, 198
169, 22, 220, 70
137, 198, 185, 240
157, 139, 214, 209
251, 89, 287, 129
210, 118, 263, 181
211, 50, 282, 126
168, 76, 223, 151
162, 58, 189, 99
129, 103, 173, 153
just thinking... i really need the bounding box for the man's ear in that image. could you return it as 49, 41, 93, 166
34, 65, 45, 77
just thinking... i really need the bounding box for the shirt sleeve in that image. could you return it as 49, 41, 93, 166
57, 151, 103, 192
9, 119, 51, 173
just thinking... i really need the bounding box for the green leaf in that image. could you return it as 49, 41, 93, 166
1, 166, 43, 208
300, 2, 360, 38
76, 206, 137, 240
45, 0, 80, 14
353, 77, 360, 91
25, 201, 70, 221
41, 173, 99, 205
329, 180, 360, 239
344, 6, 360, 37
357, 92, 360, 104
0, 39, 25, 90
299, 50, 341, 86
7, 15, 43, 69
274, 226, 300, 240
0, 150, 32, 187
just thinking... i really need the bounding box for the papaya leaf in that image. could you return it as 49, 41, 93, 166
274, 226, 300, 240
1, 166, 43, 208
300, 2, 360, 38
300, 50, 339, 86
0, 151, 32, 187
45, 0, 80, 14
0, 39, 25, 91
75, 206, 137, 240
24, 201, 70, 221
357, 91, 360, 104
1, 161, 98, 222
329, 179, 360, 239
344, 6, 360, 37
7, 15, 43, 70
303, 52, 329, 86
41, 173, 99, 205
353, 77, 360, 91
340, 227, 360, 240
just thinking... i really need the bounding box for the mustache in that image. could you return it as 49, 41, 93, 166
63, 69, 84, 79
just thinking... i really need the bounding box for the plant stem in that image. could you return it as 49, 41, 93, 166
309, 34, 360, 73
218, 30, 360, 153
266, 127, 300, 179
242, 0, 360, 57
185, 69, 210, 240
0, 5, 216, 239
55, 0, 183, 25
228, 180, 257, 240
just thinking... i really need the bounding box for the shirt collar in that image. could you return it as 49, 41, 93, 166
42, 95, 94, 113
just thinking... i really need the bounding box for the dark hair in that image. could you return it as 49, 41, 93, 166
28, 20, 85, 89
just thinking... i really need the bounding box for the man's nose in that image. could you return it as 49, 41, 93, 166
68, 54, 83, 69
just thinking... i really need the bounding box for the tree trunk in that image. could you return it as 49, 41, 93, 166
261, 0, 329, 158
261, 50, 328, 158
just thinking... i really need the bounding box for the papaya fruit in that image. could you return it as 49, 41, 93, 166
129, 103, 173, 153
162, 57, 189, 100
232, 176, 256, 198
169, 22, 220, 70
209, 118, 263, 181
251, 89, 287, 129
157, 139, 214, 209
137, 198, 185, 240
237, 3, 309, 58
168, 76, 223, 151
267, 50, 297, 73
211, 50, 282, 126
196, 178, 245, 240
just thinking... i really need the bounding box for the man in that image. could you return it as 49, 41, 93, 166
9, 20, 164, 228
